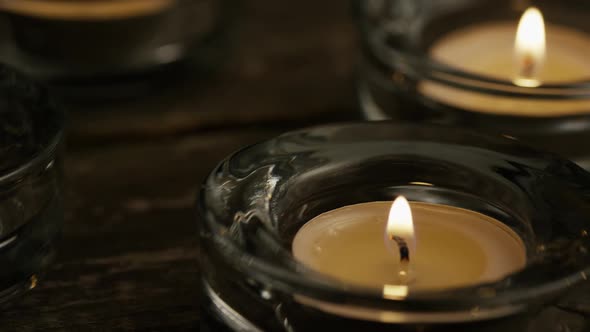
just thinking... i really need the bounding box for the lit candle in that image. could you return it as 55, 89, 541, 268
3, 0, 185, 79
1, 0, 175, 20
292, 197, 526, 292
420, 7, 590, 116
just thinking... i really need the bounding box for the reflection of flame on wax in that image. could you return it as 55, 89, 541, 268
383, 284, 409, 300
513, 7, 546, 87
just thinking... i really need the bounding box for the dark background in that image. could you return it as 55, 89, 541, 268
2, 0, 359, 330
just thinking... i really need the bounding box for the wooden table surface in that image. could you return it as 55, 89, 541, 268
1, 1, 359, 330
5, 1, 589, 330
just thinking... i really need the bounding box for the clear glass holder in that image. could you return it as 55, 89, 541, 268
0, 65, 64, 303
0, 0, 235, 100
198, 122, 590, 331
354, 0, 590, 170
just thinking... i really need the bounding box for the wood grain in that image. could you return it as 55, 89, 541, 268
66, 0, 358, 144
0, 0, 358, 330
3, 129, 282, 331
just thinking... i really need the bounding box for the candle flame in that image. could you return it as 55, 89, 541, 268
513, 7, 546, 87
385, 196, 416, 258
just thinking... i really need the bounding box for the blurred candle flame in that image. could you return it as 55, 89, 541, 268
513, 7, 546, 87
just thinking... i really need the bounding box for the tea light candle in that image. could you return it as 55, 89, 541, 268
420, 7, 590, 116
2, 0, 188, 83
1, 0, 175, 20
293, 197, 526, 292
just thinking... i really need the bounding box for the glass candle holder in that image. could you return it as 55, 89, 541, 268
0, 0, 232, 98
0, 65, 64, 301
355, 0, 590, 169
199, 122, 590, 332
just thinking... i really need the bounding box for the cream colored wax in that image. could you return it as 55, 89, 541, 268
421, 22, 590, 116
292, 201, 526, 291
1, 0, 176, 20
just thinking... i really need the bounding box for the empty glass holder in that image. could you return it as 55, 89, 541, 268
0, 65, 64, 302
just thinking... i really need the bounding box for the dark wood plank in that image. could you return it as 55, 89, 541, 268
1, 0, 358, 330
66, 0, 358, 143
2, 129, 282, 331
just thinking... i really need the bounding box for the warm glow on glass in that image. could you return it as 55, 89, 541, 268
513, 7, 546, 87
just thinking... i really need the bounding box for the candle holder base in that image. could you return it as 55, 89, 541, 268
200, 278, 589, 332
357, 79, 590, 170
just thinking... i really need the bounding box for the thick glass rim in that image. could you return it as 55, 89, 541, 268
199, 121, 590, 323
0, 129, 63, 185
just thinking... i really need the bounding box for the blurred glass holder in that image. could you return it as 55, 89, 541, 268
199, 122, 590, 332
0, 65, 64, 302
0, 0, 233, 99
354, 0, 590, 170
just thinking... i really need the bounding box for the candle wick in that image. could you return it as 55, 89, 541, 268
520, 53, 536, 78
391, 235, 410, 262
391, 235, 413, 284
513, 52, 543, 88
